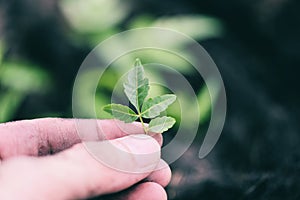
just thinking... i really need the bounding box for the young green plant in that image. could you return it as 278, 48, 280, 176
103, 58, 176, 134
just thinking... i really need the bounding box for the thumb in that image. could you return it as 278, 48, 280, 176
0, 135, 161, 200
85, 134, 161, 173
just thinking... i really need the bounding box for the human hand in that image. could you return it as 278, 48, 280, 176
0, 118, 171, 200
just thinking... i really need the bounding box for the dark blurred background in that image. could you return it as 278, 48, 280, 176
0, 0, 300, 199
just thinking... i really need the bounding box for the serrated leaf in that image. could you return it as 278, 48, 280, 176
123, 58, 149, 111
141, 94, 176, 118
103, 104, 138, 123
148, 116, 176, 133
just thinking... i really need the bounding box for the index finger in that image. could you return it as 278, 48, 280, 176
0, 118, 162, 160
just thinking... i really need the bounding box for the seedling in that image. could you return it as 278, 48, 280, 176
103, 58, 176, 134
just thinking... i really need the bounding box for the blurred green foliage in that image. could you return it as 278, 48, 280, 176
1, 0, 225, 133
0, 42, 52, 122
0, 42, 2, 64
60, 0, 128, 34
0, 62, 51, 93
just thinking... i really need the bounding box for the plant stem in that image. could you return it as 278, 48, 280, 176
137, 111, 148, 134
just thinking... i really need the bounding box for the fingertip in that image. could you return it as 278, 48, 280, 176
99, 182, 168, 200
145, 159, 172, 187
124, 182, 168, 200
139, 182, 168, 200
150, 133, 163, 147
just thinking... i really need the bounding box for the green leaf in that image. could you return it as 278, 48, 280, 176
141, 94, 176, 118
123, 58, 149, 111
101, 58, 177, 134
103, 104, 138, 123
148, 116, 176, 133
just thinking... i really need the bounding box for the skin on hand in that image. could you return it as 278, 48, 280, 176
0, 118, 171, 200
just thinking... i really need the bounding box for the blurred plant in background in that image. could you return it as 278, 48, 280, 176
55, 0, 225, 132
0, 41, 52, 122
0, 0, 225, 136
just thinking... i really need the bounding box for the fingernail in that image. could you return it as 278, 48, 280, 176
84, 134, 161, 174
